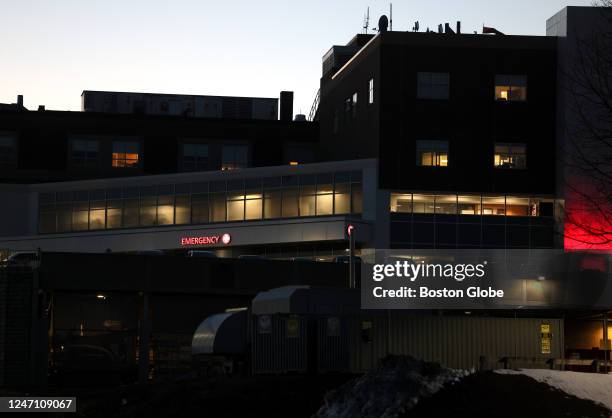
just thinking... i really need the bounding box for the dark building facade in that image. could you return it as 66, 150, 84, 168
318, 31, 557, 196
0, 108, 317, 184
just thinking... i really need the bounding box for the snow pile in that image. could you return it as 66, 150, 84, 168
315, 355, 469, 418
496, 369, 612, 410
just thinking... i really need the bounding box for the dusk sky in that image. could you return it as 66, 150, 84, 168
1, 0, 591, 117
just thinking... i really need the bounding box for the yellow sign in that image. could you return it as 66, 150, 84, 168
541, 323, 552, 354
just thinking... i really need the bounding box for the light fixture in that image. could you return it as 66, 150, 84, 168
289, 161, 299, 166
96, 293, 106, 300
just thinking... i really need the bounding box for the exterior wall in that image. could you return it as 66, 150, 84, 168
81, 91, 279, 121
349, 314, 564, 371
318, 36, 381, 162
378, 33, 557, 194
318, 32, 557, 196
0, 160, 378, 253
0, 109, 317, 184
0, 217, 370, 254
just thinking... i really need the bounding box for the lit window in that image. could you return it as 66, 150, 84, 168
417, 72, 449, 100
505, 197, 529, 216
416, 140, 449, 167
482, 196, 505, 216
390, 193, 412, 213
495, 75, 527, 101
368, 78, 374, 104
221, 145, 248, 170
494, 143, 526, 169
352, 92, 358, 118
0, 133, 16, 165
458, 195, 481, 215
182, 143, 209, 171
71, 139, 99, 168
435, 195, 457, 214
112, 141, 140, 168
412, 194, 436, 213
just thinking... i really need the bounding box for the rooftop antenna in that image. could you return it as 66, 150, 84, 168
390, 3, 393, 31
363, 7, 370, 34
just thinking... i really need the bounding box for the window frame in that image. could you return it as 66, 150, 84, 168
493, 142, 527, 169
111, 139, 141, 169
70, 137, 100, 168
494, 74, 527, 102
416, 140, 449, 167
417, 72, 450, 100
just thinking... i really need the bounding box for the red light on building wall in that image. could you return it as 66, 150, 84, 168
180, 233, 231, 247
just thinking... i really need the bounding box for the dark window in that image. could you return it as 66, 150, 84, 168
416, 140, 449, 167
71, 139, 99, 167
112, 141, 140, 168
182, 143, 209, 171
417, 72, 450, 100
221, 145, 248, 170
0, 134, 16, 165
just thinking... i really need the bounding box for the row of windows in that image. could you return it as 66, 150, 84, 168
38, 171, 363, 234
71, 138, 249, 171
390, 193, 555, 217
416, 141, 527, 169
417, 72, 527, 101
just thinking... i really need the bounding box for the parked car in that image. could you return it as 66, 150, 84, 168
2, 251, 39, 268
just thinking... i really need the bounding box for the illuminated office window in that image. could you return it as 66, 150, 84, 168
139, 196, 157, 226
417, 72, 449, 100
458, 195, 481, 215
482, 196, 506, 216
435, 195, 457, 214
505, 196, 529, 216
175, 195, 191, 224
123, 199, 139, 227
112, 141, 140, 168
495, 75, 527, 101
316, 185, 333, 215
157, 195, 174, 225
334, 183, 351, 214
211, 192, 227, 222
227, 192, 245, 221
351, 182, 363, 214
494, 143, 526, 169
89, 195, 106, 230
390, 193, 412, 213
245, 191, 263, 220
264, 190, 281, 219
299, 180, 316, 217
412, 194, 436, 213
106, 199, 122, 229
72, 198, 89, 231
416, 140, 449, 167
